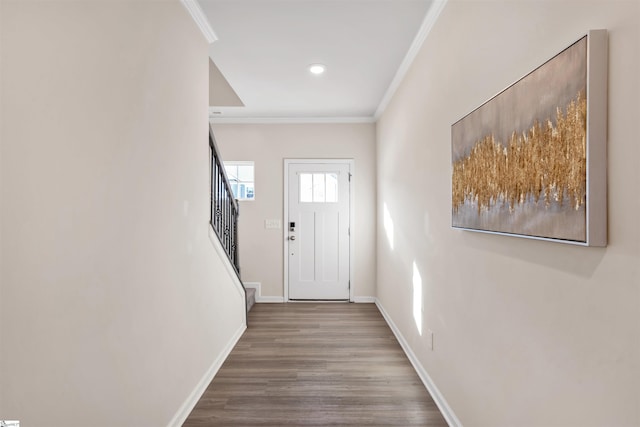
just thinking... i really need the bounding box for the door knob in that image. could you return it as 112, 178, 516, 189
289, 236, 296, 241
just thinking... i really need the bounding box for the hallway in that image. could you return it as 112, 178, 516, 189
183, 303, 447, 426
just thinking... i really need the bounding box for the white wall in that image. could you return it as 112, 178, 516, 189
377, 1, 639, 426
0, 2, 245, 426
211, 123, 377, 300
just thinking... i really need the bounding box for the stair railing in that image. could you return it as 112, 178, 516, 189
209, 126, 247, 318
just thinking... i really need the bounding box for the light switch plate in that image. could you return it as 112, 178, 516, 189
265, 219, 281, 229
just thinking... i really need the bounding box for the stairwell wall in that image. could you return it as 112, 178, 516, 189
0, 1, 244, 426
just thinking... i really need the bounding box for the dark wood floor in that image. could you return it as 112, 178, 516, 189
183, 303, 448, 426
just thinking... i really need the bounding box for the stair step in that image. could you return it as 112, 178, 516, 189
245, 287, 256, 312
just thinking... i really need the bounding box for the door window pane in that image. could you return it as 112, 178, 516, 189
300, 173, 313, 203
313, 173, 326, 203
325, 173, 338, 203
300, 172, 339, 203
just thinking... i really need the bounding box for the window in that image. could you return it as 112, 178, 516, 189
224, 161, 255, 201
300, 173, 338, 203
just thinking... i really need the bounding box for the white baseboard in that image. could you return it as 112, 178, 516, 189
246, 282, 369, 304
352, 296, 376, 303
242, 282, 285, 303
375, 299, 462, 427
258, 296, 285, 303
168, 323, 246, 427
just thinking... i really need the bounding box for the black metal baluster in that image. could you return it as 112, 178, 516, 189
209, 128, 245, 320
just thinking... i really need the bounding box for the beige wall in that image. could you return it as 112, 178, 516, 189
211, 123, 377, 300
0, 2, 245, 426
377, 1, 639, 426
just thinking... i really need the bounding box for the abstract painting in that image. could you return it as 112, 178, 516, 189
451, 30, 607, 246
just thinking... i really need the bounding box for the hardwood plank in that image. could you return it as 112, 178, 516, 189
183, 303, 447, 426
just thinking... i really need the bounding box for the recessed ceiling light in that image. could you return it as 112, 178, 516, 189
309, 64, 326, 75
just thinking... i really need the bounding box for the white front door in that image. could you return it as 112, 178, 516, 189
287, 162, 351, 300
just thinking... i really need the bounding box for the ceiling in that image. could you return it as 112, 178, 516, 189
199, 0, 437, 122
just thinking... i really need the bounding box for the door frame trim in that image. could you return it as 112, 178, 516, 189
283, 159, 355, 302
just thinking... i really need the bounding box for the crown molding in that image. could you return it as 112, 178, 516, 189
209, 116, 376, 125
181, 0, 218, 44
374, 0, 449, 119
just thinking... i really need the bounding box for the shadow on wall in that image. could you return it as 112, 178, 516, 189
460, 230, 606, 278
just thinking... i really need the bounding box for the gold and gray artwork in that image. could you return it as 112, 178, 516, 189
453, 91, 586, 214
451, 36, 588, 242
